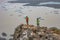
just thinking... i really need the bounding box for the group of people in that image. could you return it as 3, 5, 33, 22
25, 16, 40, 26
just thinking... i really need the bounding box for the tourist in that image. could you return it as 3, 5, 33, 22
36, 18, 40, 27
25, 16, 29, 25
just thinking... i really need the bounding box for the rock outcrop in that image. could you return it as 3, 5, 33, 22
13, 24, 60, 40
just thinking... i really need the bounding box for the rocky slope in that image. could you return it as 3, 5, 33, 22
13, 24, 60, 40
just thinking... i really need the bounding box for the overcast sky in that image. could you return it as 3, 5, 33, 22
1, 0, 59, 8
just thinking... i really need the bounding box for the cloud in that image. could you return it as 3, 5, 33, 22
39, 4, 60, 9
1, 32, 7, 37
9, 38, 13, 40
7, 0, 60, 8
39, 2, 60, 5
53, 9, 59, 14
8, 0, 60, 3
37, 17, 45, 20
0, 37, 6, 40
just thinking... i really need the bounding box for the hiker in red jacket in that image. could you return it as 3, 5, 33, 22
25, 16, 29, 25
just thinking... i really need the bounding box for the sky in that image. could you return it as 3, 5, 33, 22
0, 0, 60, 36
8, 0, 60, 8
